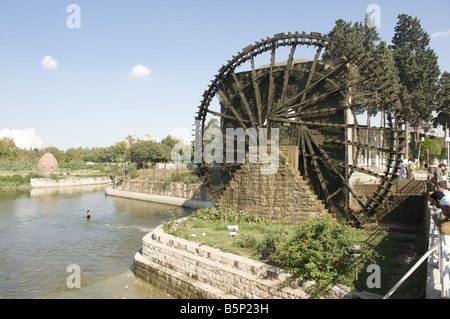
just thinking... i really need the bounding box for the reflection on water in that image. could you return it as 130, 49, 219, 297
0, 186, 193, 299
30, 184, 109, 198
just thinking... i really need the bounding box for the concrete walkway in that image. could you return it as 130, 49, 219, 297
105, 187, 214, 209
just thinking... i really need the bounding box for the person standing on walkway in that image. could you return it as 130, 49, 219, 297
434, 164, 447, 185
436, 196, 450, 235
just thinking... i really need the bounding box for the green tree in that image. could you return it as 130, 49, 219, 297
433, 72, 450, 137
104, 146, 118, 163
125, 135, 134, 144
88, 147, 109, 163
161, 135, 180, 150
391, 14, 441, 158
323, 16, 380, 61
323, 16, 382, 121
152, 143, 171, 163
323, 16, 385, 166
67, 159, 85, 170
129, 141, 153, 168
0, 138, 19, 159
114, 141, 128, 176
65, 148, 86, 163
414, 139, 441, 162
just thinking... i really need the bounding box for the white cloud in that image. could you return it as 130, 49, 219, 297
41, 56, 58, 70
432, 29, 450, 38
129, 64, 151, 80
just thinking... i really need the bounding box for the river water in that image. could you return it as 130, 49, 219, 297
0, 185, 194, 299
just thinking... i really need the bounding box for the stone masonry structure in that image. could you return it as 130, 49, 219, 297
134, 219, 378, 299
116, 179, 209, 201
215, 152, 328, 223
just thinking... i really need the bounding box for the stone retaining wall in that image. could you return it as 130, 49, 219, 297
352, 179, 427, 227
30, 176, 111, 188
106, 188, 214, 209
215, 153, 328, 223
116, 179, 210, 201
134, 221, 379, 299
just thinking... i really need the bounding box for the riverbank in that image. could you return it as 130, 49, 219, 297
0, 174, 112, 190
44, 269, 173, 299
105, 187, 214, 209
31, 176, 112, 188
0, 187, 192, 299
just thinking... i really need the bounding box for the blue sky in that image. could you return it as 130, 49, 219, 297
0, 0, 449, 150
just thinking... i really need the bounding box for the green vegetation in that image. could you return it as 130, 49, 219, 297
0, 131, 201, 188
0, 173, 40, 188
165, 171, 200, 184
269, 218, 378, 296
324, 14, 446, 163
129, 140, 171, 169
0, 159, 36, 171
165, 207, 426, 298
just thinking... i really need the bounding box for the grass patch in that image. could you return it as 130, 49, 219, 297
167, 216, 295, 260
165, 208, 427, 298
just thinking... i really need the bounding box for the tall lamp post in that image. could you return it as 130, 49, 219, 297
446, 136, 450, 167
418, 137, 425, 168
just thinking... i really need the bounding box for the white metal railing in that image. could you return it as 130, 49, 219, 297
383, 227, 450, 299
439, 234, 450, 297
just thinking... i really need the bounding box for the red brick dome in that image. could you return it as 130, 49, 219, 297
37, 152, 59, 174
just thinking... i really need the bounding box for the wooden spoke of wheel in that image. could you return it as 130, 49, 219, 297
250, 56, 263, 127
273, 57, 354, 116
268, 116, 402, 134
302, 127, 368, 210
195, 31, 405, 225
301, 127, 332, 207
273, 75, 373, 118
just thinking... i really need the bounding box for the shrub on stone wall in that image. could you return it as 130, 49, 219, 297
269, 218, 379, 297
191, 207, 269, 224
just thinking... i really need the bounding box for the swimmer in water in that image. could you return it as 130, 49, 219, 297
86, 210, 91, 219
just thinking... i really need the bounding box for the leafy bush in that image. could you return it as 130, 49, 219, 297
67, 159, 85, 170
257, 227, 289, 259
0, 173, 38, 187
191, 207, 268, 224
166, 172, 201, 184
0, 159, 36, 171
269, 218, 378, 297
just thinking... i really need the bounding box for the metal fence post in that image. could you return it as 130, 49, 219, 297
440, 234, 450, 297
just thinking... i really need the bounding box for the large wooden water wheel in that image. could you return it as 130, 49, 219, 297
194, 32, 405, 226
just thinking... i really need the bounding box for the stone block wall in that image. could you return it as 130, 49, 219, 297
134, 221, 378, 299
353, 179, 427, 227
30, 176, 111, 188
116, 179, 209, 201
215, 153, 328, 223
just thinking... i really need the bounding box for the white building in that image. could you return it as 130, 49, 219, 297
0, 128, 44, 150
129, 134, 160, 144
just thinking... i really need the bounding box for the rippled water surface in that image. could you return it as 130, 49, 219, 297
0, 185, 193, 298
